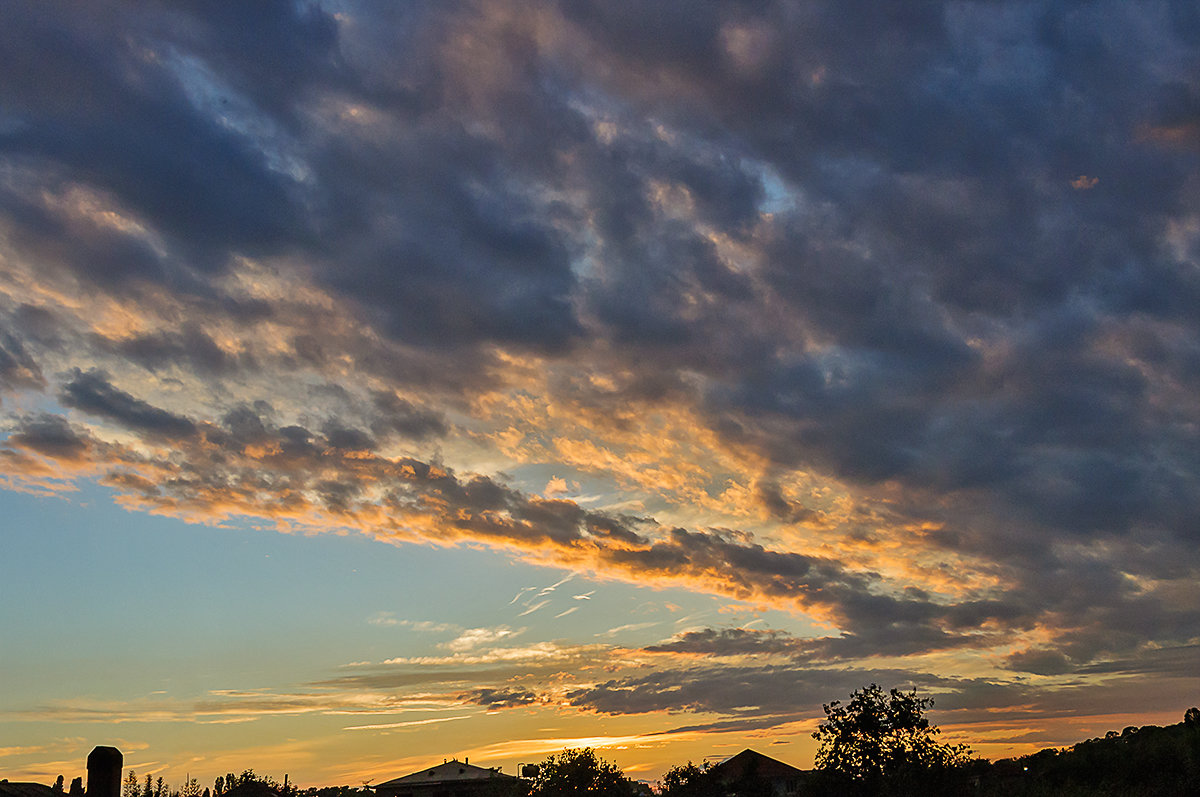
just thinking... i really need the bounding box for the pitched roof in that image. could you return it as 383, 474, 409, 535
376, 760, 515, 789
711, 750, 806, 780
0, 783, 59, 797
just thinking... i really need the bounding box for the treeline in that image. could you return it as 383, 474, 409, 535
51, 690, 1200, 797
547, 696, 1200, 797
120, 769, 195, 797
970, 707, 1200, 797
794, 689, 1200, 796
118, 770, 342, 797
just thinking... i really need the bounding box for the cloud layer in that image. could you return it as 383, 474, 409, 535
3, 0, 1200, 749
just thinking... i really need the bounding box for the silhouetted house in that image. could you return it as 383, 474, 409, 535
374, 760, 520, 797
710, 750, 807, 797
1, 745, 123, 797
0, 782, 59, 797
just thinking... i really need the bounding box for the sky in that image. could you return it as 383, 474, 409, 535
2, 0, 1200, 788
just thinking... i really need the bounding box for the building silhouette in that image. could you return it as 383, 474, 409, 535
710, 750, 807, 797
374, 759, 520, 797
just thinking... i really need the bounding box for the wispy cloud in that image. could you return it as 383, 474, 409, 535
343, 716, 473, 732
538, 573, 575, 596
444, 627, 520, 652
599, 623, 663, 638
509, 587, 537, 605
518, 600, 551, 617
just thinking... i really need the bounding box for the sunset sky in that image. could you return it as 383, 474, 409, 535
3, 0, 1200, 789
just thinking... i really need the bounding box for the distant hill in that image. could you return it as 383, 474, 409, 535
801, 708, 1200, 796
971, 709, 1200, 797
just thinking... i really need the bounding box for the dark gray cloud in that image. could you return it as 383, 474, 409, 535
8, 413, 91, 461
645, 624, 998, 665
1075, 644, 1200, 678
537, 0, 1200, 549
0, 327, 43, 391
459, 687, 542, 709
567, 663, 955, 718
754, 481, 822, 525
370, 391, 448, 442
644, 628, 800, 657
320, 419, 376, 452
97, 324, 239, 375
0, 2, 321, 271
59, 368, 197, 439
568, 655, 1200, 735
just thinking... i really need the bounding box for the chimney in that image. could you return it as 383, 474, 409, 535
87, 747, 122, 797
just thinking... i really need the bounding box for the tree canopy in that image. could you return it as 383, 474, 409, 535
657, 762, 722, 797
812, 683, 972, 786
528, 748, 634, 797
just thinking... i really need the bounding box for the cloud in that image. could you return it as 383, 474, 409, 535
459, 688, 542, 709
59, 369, 197, 439
643, 628, 802, 657
565, 663, 956, 718
599, 623, 662, 638
6, 686, 469, 727
99, 324, 238, 375
0, 744, 54, 758
2, 0, 1200, 744
518, 600, 551, 617
444, 627, 519, 652
7, 414, 93, 462
0, 327, 45, 392
343, 716, 471, 732
370, 391, 449, 442
509, 587, 537, 605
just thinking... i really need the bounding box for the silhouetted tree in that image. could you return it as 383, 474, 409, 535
53, 776, 64, 793
813, 683, 972, 791
124, 771, 141, 797
69, 777, 84, 797
143, 774, 153, 797
529, 748, 633, 797
657, 762, 722, 797
1185, 707, 1200, 728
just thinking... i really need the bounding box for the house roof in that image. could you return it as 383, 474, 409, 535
0, 783, 59, 797
711, 750, 806, 781
376, 760, 515, 789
